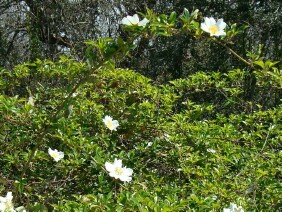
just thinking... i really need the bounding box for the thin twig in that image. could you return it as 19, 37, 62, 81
213, 39, 253, 67
260, 124, 273, 153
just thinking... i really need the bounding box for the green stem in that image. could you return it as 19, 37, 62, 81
213, 39, 253, 68
179, 27, 253, 68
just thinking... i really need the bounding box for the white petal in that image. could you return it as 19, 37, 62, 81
105, 162, 114, 172
103, 115, 112, 123
147, 142, 153, 147
120, 175, 132, 182
230, 202, 237, 209
200, 23, 209, 33
121, 17, 131, 25
15, 206, 26, 212
204, 17, 211, 26
72, 93, 78, 97
217, 18, 227, 30
113, 158, 122, 168
6, 192, 13, 201
123, 167, 133, 176
238, 206, 244, 212
207, 148, 216, 153
138, 18, 149, 27
48, 148, 54, 156
112, 120, 119, 128
216, 30, 226, 36
132, 14, 140, 24
0, 203, 6, 210
58, 152, 64, 159
207, 17, 216, 26
223, 209, 231, 212
109, 171, 119, 179
27, 97, 34, 106
127, 14, 139, 25
0, 197, 6, 202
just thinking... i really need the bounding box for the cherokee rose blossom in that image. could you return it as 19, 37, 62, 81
0, 192, 14, 212
105, 158, 133, 182
0, 192, 25, 212
223, 202, 244, 212
201, 17, 226, 36
121, 14, 149, 27
48, 148, 64, 162
102, 115, 119, 131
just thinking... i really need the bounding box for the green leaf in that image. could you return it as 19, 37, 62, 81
254, 60, 265, 69
168, 11, 177, 25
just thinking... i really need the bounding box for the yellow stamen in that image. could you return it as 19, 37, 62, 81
51, 153, 58, 159
115, 167, 123, 175
209, 25, 219, 34
106, 121, 113, 128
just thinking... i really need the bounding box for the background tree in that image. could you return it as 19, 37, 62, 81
0, 0, 281, 78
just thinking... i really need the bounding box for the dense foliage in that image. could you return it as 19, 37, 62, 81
0, 55, 281, 211
0, 4, 281, 212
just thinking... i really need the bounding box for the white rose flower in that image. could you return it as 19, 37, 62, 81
223, 202, 244, 212
102, 115, 119, 131
201, 17, 226, 37
0, 192, 25, 212
48, 148, 64, 162
105, 158, 133, 182
121, 14, 149, 27
0, 192, 14, 212
147, 142, 153, 147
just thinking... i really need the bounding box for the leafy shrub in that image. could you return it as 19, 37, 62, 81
0, 8, 281, 212
0, 56, 281, 211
